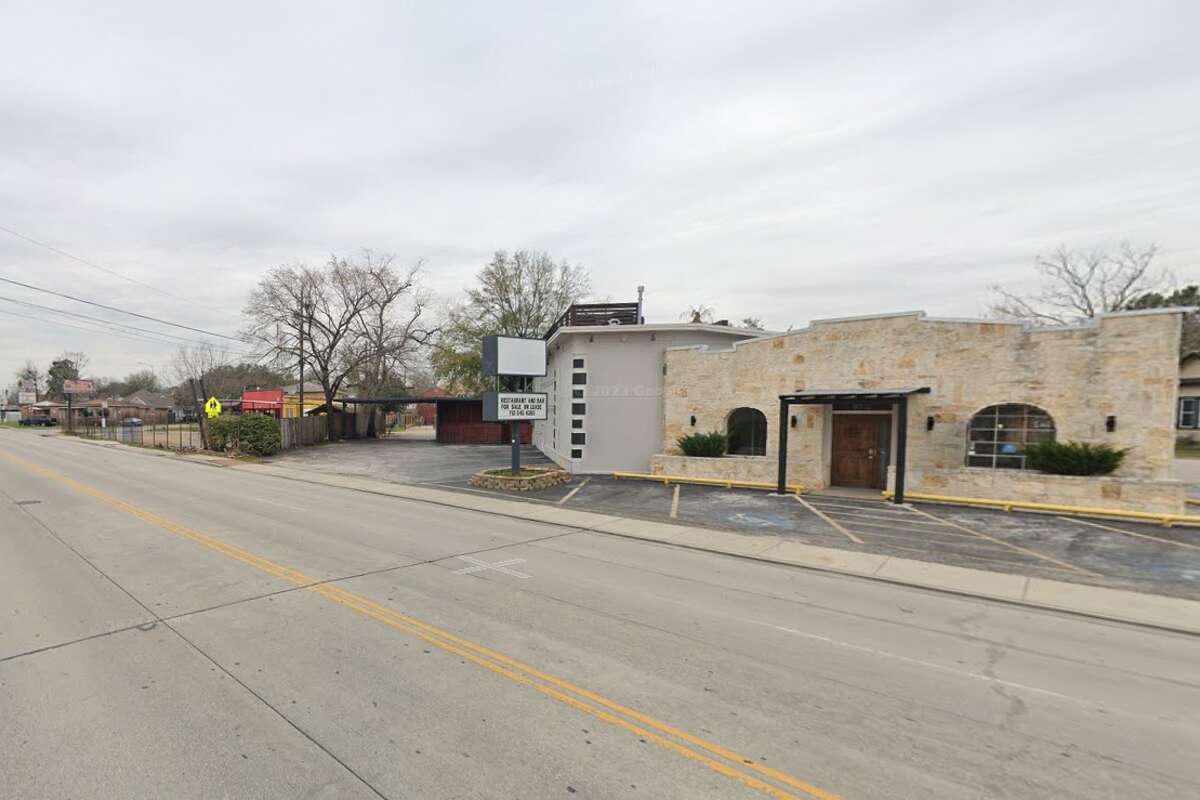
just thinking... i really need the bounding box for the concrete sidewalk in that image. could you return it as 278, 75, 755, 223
69, 437, 1200, 635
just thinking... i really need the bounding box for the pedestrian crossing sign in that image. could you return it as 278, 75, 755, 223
205, 396, 222, 418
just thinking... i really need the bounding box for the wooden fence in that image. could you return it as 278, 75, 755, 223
279, 408, 385, 450
280, 416, 328, 449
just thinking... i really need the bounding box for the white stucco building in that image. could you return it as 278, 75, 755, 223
532, 302, 760, 474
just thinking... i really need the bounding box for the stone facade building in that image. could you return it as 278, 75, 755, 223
655, 309, 1185, 514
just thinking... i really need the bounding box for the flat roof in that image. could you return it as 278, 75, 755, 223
547, 322, 764, 347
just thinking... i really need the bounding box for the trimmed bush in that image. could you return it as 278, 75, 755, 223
1024, 440, 1128, 476
676, 431, 727, 458
208, 414, 281, 456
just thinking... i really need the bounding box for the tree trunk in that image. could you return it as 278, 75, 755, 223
324, 387, 337, 441
193, 377, 210, 451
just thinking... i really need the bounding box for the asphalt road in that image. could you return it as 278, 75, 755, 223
2, 431, 1199, 799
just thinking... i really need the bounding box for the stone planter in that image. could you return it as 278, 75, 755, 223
650, 453, 777, 484
469, 466, 571, 492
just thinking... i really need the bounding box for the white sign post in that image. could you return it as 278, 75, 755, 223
480, 336, 548, 475
62, 379, 95, 433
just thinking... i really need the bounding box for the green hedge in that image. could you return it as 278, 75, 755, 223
208, 414, 281, 456
1024, 440, 1128, 476
676, 431, 727, 457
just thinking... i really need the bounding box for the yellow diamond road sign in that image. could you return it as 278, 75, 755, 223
205, 396, 222, 418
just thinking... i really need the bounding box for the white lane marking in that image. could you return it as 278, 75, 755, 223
795, 495, 863, 543
908, 505, 1097, 576
639, 590, 1096, 707
670, 484, 681, 518
452, 555, 531, 579
759, 622, 1083, 703
559, 477, 591, 505
1057, 515, 1200, 551
254, 497, 304, 511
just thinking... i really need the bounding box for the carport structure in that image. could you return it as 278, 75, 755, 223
775, 387, 930, 504
336, 395, 528, 445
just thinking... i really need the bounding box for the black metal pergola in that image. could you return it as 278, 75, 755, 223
776, 387, 930, 504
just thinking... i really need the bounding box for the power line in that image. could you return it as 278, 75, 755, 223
0, 306, 252, 356
0, 294, 209, 347
0, 275, 244, 342
0, 223, 244, 322
0, 306, 198, 349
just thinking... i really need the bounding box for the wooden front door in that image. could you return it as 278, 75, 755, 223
831, 414, 889, 489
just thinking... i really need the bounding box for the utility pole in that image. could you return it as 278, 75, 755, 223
295, 303, 306, 419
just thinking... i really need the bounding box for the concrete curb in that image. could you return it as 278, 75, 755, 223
63, 436, 1200, 636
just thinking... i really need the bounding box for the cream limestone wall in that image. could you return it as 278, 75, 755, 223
650, 454, 779, 485
660, 310, 1182, 510
908, 469, 1184, 515
648, 455, 1184, 514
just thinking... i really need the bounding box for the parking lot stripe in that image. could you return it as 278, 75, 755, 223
670, 484, 681, 518
558, 477, 590, 505
805, 499, 914, 515
842, 535, 1080, 573
908, 506, 1100, 576
830, 519, 1024, 542
1057, 516, 1200, 551
809, 508, 952, 528
795, 496, 863, 544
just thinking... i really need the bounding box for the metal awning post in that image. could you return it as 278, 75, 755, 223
893, 395, 909, 505
775, 387, 929, 502
776, 397, 789, 494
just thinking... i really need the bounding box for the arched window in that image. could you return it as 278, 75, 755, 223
727, 407, 767, 456
966, 404, 1055, 469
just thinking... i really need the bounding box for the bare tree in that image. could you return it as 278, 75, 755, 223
740, 316, 764, 330
14, 359, 42, 394
990, 243, 1170, 324
172, 343, 230, 449
244, 251, 432, 413
350, 252, 435, 396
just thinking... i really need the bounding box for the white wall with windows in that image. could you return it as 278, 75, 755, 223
533, 325, 759, 474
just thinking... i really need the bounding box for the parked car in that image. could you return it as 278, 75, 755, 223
123, 417, 143, 427
19, 414, 57, 427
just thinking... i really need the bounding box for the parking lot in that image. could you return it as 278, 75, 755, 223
267, 438, 1200, 600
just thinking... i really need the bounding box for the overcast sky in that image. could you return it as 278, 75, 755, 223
2, 1, 1198, 383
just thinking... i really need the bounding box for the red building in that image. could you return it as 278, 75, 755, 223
434, 398, 530, 445
415, 387, 447, 425
242, 389, 285, 418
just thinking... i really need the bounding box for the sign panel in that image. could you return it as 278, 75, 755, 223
481, 336, 547, 377
63, 379, 95, 395
18, 380, 36, 405
483, 392, 548, 422
205, 396, 222, 418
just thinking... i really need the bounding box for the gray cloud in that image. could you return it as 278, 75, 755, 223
1, 0, 1197, 381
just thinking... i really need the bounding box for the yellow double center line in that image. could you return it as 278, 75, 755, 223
2, 449, 841, 800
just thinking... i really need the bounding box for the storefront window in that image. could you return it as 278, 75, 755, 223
1179, 397, 1199, 429
966, 404, 1055, 469
727, 407, 767, 456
